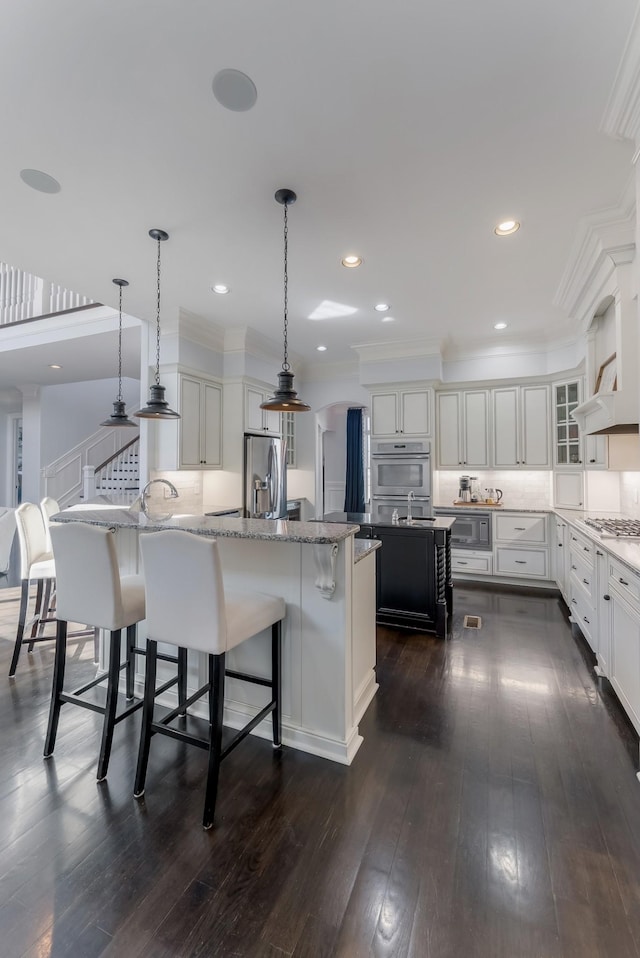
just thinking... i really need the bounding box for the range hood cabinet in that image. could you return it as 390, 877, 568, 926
570, 391, 639, 436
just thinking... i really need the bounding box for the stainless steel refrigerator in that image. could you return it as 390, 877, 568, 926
244, 433, 287, 519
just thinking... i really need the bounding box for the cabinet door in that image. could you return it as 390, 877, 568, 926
463, 390, 490, 468
492, 388, 519, 467
521, 385, 550, 467
371, 393, 399, 437
180, 376, 203, 468
554, 380, 582, 466
553, 472, 583, 509
401, 390, 429, 436
245, 386, 265, 433
610, 592, 640, 734
202, 381, 222, 466
585, 435, 608, 469
263, 407, 281, 435
436, 392, 462, 467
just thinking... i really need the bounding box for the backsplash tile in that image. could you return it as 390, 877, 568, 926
620, 472, 640, 518
434, 470, 552, 510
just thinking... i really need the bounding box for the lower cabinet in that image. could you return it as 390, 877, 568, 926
609, 560, 640, 736
451, 549, 493, 576
493, 512, 550, 580
568, 527, 596, 651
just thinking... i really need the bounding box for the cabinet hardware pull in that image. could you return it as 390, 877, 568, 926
583, 546, 590, 552
571, 598, 577, 604
514, 527, 526, 531
589, 459, 596, 463
582, 578, 589, 585
596, 551, 603, 556
619, 578, 629, 586
584, 617, 590, 624
515, 560, 526, 564
558, 543, 563, 547
458, 561, 468, 565
571, 565, 577, 570
604, 594, 610, 601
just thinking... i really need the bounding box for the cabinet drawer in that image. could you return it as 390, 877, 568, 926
495, 513, 547, 544
569, 587, 594, 646
451, 552, 493, 575
495, 547, 548, 578
609, 557, 640, 606
567, 528, 594, 569
569, 549, 594, 596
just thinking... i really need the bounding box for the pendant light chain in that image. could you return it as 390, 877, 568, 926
282, 200, 290, 372
154, 235, 162, 386
117, 282, 123, 402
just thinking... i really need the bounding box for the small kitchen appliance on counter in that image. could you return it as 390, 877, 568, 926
458, 476, 471, 502
484, 487, 503, 504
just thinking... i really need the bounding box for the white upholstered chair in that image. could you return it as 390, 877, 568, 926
134, 529, 286, 829
9, 502, 57, 677
0, 507, 16, 577
40, 497, 60, 554
44, 521, 147, 781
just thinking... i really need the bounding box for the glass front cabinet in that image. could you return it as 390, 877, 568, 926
554, 380, 582, 467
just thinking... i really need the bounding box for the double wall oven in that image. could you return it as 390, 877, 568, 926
371, 439, 432, 518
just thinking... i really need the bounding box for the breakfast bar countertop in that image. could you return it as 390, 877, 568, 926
51, 501, 357, 545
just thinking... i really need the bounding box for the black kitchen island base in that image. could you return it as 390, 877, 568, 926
322, 512, 454, 638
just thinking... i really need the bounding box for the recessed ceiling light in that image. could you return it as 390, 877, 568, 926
494, 220, 520, 236
381, 316, 396, 323
341, 255, 363, 268
211, 284, 230, 294
316, 345, 327, 352
49, 364, 62, 369
212, 69, 257, 112
20, 169, 61, 194
374, 303, 390, 312
494, 322, 508, 330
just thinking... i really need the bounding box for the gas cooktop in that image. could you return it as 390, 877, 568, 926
582, 517, 640, 538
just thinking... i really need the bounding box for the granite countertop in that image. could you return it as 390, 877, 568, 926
323, 511, 455, 531
52, 501, 357, 545
354, 539, 382, 563
433, 504, 550, 514
553, 508, 640, 577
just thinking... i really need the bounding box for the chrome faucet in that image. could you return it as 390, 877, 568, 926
407, 490, 415, 524
140, 478, 179, 514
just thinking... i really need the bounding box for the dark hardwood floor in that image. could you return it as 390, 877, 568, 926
2, 579, 640, 957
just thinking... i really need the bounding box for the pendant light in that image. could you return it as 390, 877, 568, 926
134, 228, 180, 420
260, 188, 310, 413
101, 278, 137, 427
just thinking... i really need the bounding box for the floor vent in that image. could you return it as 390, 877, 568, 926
463, 615, 482, 630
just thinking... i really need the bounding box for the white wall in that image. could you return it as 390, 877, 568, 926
40, 377, 140, 465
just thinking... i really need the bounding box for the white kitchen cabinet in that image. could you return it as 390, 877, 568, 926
553, 379, 582, 466
450, 549, 493, 576
609, 558, 640, 736
370, 387, 431, 438
493, 510, 550, 580
436, 390, 490, 469
553, 517, 570, 602
584, 434, 609, 469
492, 385, 551, 468
568, 527, 595, 651
553, 471, 584, 509
154, 370, 223, 471
595, 547, 610, 675
245, 384, 281, 435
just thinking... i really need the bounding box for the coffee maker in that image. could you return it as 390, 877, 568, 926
458, 475, 471, 502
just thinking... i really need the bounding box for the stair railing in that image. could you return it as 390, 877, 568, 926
89, 436, 140, 503
43, 428, 139, 507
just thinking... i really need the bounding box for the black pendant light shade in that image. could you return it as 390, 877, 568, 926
101, 278, 137, 427
261, 188, 310, 414
135, 229, 180, 420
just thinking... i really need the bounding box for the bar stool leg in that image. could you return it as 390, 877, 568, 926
9, 580, 30, 677
97, 629, 122, 782
35, 579, 53, 639
93, 627, 100, 665
134, 639, 158, 799
272, 621, 282, 748
178, 647, 188, 716
27, 579, 44, 651
203, 652, 225, 830
125, 624, 136, 700
44, 620, 68, 757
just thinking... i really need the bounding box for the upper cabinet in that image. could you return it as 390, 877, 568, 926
436, 390, 490, 468
244, 384, 281, 436
553, 380, 582, 467
370, 387, 431, 438
155, 370, 223, 471
492, 384, 551, 469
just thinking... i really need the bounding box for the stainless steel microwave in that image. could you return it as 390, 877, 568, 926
434, 509, 491, 551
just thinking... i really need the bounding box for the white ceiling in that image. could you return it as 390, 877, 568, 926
0, 0, 637, 380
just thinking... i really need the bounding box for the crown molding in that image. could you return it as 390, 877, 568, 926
442, 330, 582, 363
601, 6, 640, 141
352, 337, 442, 364
177, 308, 225, 353
223, 325, 303, 368
553, 180, 636, 328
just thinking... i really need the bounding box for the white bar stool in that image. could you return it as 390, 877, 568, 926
9, 502, 57, 677
134, 529, 286, 830
40, 496, 60, 553
44, 521, 151, 781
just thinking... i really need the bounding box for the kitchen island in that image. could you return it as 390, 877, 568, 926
323, 512, 454, 636
51, 505, 378, 765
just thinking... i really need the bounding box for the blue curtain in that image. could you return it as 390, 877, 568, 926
344, 407, 365, 513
